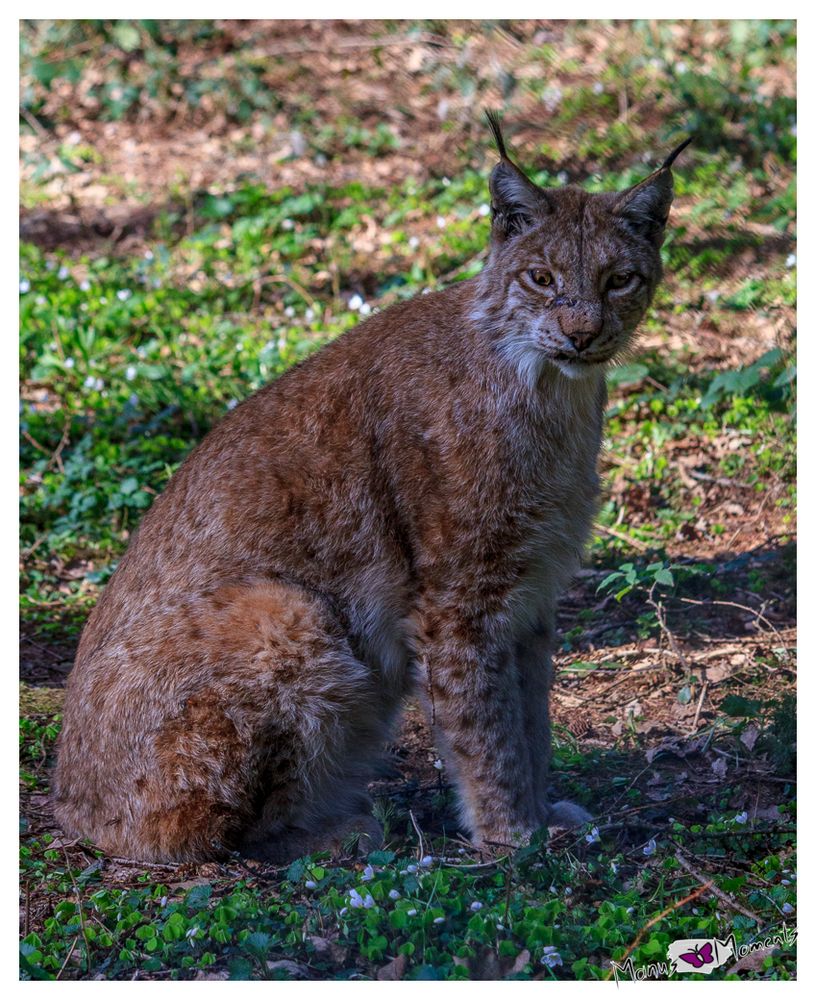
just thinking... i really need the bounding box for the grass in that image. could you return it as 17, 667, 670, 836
20, 18, 796, 981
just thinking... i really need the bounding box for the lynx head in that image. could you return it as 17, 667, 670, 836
475, 111, 691, 384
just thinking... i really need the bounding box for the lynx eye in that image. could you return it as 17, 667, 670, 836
607, 271, 634, 290
529, 268, 554, 287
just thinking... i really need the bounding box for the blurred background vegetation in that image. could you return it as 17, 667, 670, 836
20, 20, 795, 982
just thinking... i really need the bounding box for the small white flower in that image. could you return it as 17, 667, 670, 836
19, 279, 30, 294
363, 893, 375, 909
128, 393, 139, 406
478, 203, 490, 217
470, 901, 483, 911
46, 260, 56, 271
281, 218, 294, 231
226, 399, 238, 410
83, 375, 96, 389
305, 308, 315, 321
408, 236, 420, 249
441, 176, 451, 187
100, 296, 108, 304
549, 884, 558, 894
433, 916, 445, 924
705, 290, 721, 303
781, 879, 791, 886
540, 946, 563, 969
543, 86, 562, 110
284, 306, 295, 318
676, 61, 688, 73
359, 302, 371, 316
144, 250, 154, 260
786, 253, 797, 268
643, 838, 657, 856
564, 887, 572, 896
125, 365, 137, 381
405, 864, 418, 874
420, 855, 433, 867
185, 925, 199, 939
94, 378, 104, 391
421, 288, 431, 295
349, 888, 364, 908
388, 889, 400, 900
435, 215, 447, 229
610, 861, 619, 875
80, 279, 90, 291
348, 293, 364, 311
361, 865, 375, 882
626, 906, 635, 914
339, 906, 348, 916
407, 908, 417, 916
592, 81, 605, 94
37, 296, 46, 305
64, 358, 75, 369
236, 341, 244, 351
305, 880, 317, 889
159, 896, 168, 907
277, 335, 287, 352
58, 266, 69, 280
433, 758, 444, 770
734, 811, 749, 825
496, 923, 505, 931
117, 289, 131, 301
585, 826, 600, 845
557, 171, 569, 185
782, 902, 794, 914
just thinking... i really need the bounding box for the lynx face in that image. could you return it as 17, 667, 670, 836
475, 114, 688, 385
498, 189, 662, 379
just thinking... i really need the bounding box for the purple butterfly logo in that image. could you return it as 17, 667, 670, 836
678, 941, 714, 968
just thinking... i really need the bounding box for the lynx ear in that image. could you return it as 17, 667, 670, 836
614, 137, 692, 245
485, 110, 551, 242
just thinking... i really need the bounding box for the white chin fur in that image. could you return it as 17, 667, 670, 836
552, 358, 604, 380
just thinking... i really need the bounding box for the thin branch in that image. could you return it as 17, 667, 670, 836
674, 852, 763, 924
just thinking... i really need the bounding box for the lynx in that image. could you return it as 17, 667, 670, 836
54, 115, 689, 862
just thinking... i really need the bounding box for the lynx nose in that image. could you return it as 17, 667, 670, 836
567, 330, 599, 352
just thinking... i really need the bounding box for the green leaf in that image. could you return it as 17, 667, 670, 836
721, 695, 763, 718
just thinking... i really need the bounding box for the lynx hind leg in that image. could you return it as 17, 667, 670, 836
72, 580, 384, 863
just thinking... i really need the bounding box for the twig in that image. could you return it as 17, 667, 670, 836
20, 105, 48, 138
679, 597, 792, 660
55, 937, 79, 980
261, 32, 450, 59
250, 273, 319, 315
674, 852, 763, 924
604, 881, 712, 979
691, 681, 708, 733
60, 844, 91, 975
596, 523, 650, 552
408, 810, 426, 863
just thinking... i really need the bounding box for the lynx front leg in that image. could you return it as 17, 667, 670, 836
420, 626, 538, 849
517, 622, 593, 831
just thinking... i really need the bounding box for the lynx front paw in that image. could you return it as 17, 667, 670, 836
546, 799, 593, 830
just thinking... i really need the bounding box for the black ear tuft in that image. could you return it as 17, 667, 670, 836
484, 109, 509, 160
662, 135, 693, 170
484, 109, 550, 242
